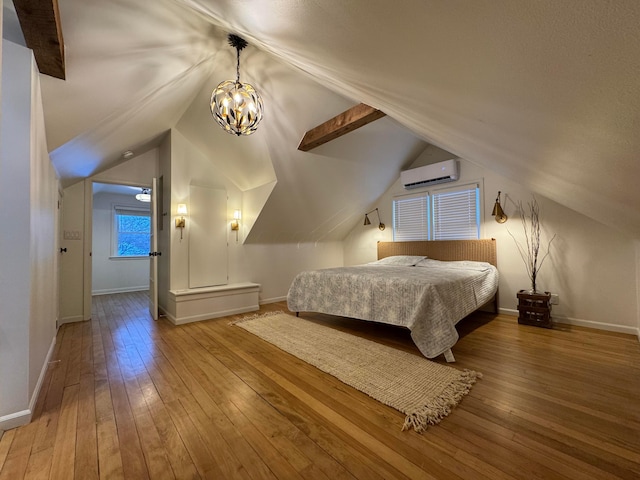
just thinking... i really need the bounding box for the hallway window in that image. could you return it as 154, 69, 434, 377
113, 206, 151, 257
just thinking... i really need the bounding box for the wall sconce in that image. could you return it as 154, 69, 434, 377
231, 209, 241, 241
231, 209, 241, 231
491, 191, 508, 223
176, 203, 187, 239
364, 208, 385, 231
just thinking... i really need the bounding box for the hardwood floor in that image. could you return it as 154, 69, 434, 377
1, 291, 639, 479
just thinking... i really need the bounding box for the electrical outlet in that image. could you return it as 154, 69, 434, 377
550, 293, 559, 305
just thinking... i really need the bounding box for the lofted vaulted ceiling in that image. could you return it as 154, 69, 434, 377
7, 0, 640, 241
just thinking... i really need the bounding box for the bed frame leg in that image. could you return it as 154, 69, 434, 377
444, 349, 456, 363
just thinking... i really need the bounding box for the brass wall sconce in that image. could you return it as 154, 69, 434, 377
231, 209, 241, 241
176, 203, 187, 239
491, 191, 508, 223
364, 208, 385, 231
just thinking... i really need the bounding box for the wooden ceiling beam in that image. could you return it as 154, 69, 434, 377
13, 0, 66, 80
298, 103, 386, 152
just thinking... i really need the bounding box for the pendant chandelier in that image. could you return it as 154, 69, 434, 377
210, 34, 264, 136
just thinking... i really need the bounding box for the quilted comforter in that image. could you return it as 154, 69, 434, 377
286, 259, 499, 358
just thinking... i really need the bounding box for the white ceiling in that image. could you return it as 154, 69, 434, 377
92, 182, 145, 197
9, 0, 640, 240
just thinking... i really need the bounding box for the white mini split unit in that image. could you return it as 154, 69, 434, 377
401, 159, 459, 189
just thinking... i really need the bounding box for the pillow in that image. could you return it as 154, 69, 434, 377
368, 255, 426, 266
415, 258, 493, 271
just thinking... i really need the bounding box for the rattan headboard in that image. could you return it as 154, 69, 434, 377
377, 239, 497, 267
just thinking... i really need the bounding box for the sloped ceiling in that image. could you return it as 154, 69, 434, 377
26, 0, 640, 240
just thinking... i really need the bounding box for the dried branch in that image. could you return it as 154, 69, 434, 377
507, 196, 555, 293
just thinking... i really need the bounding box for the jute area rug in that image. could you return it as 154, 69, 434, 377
232, 311, 481, 433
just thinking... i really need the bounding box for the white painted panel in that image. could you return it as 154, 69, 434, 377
188, 185, 227, 288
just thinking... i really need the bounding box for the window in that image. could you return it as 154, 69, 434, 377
393, 195, 430, 241
113, 206, 151, 257
393, 183, 481, 241
431, 186, 480, 240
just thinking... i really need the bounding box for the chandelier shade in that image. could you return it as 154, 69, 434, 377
211, 34, 264, 136
211, 80, 263, 136
136, 188, 151, 203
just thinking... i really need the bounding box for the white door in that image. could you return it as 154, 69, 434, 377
56, 190, 63, 329
149, 178, 159, 320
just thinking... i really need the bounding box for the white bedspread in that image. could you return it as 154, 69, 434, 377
286, 259, 499, 358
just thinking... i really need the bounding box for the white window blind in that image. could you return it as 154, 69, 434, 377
392, 183, 481, 241
393, 195, 429, 241
431, 185, 480, 240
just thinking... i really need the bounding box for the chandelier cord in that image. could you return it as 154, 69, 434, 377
236, 47, 241, 84
228, 34, 248, 85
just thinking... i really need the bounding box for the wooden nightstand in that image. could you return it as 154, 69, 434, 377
517, 290, 552, 328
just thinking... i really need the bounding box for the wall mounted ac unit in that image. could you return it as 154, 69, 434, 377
401, 159, 459, 189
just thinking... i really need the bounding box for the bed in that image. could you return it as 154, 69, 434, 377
286, 239, 499, 362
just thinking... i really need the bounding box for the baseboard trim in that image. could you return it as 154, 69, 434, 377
92, 286, 149, 296
0, 335, 56, 431
58, 315, 84, 326
260, 295, 287, 305
500, 308, 639, 337
0, 409, 31, 431
166, 305, 260, 326
30, 336, 56, 413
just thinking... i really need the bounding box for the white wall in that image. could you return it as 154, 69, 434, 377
28, 57, 58, 399
0, 40, 57, 429
92, 148, 158, 186
92, 192, 150, 295
165, 129, 344, 306
344, 144, 639, 335
0, 39, 31, 425
59, 149, 158, 321
168, 129, 229, 292
233, 242, 344, 303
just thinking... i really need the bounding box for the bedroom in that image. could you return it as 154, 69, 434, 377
1, 0, 639, 477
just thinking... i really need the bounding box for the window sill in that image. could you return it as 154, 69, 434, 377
108, 256, 150, 260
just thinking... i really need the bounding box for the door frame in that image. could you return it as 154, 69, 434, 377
83, 179, 155, 319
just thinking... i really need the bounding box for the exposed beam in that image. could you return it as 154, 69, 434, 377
13, 0, 66, 80
298, 103, 386, 152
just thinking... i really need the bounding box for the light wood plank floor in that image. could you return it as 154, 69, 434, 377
1, 291, 639, 479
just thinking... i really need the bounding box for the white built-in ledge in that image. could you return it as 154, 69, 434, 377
165, 282, 260, 325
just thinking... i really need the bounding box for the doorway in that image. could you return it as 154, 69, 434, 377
91, 182, 153, 300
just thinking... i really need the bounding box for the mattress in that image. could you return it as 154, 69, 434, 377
286, 258, 499, 358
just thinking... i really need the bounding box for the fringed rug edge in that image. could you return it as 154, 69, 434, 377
402, 369, 482, 433
229, 310, 285, 326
